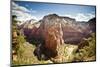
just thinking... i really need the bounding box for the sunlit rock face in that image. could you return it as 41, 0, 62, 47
36, 14, 95, 45
39, 14, 64, 57
19, 14, 96, 45
44, 23, 64, 57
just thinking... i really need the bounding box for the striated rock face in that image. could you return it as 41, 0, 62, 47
18, 14, 96, 59
44, 23, 64, 57
39, 14, 64, 57
19, 14, 96, 45
18, 20, 40, 42
38, 14, 95, 45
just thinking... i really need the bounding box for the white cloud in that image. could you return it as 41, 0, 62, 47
12, 2, 29, 12
12, 10, 37, 21
12, 2, 37, 21
75, 13, 95, 21
65, 13, 95, 22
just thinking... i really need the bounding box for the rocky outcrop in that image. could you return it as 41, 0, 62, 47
38, 14, 64, 57
44, 23, 64, 57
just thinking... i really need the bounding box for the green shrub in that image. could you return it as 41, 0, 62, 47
75, 33, 96, 61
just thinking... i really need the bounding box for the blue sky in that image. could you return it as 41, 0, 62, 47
12, 1, 96, 21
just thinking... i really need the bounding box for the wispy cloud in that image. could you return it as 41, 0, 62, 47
12, 2, 37, 21
12, 10, 37, 21
12, 2, 29, 12
65, 13, 95, 22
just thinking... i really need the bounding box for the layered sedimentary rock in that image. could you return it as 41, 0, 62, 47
38, 14, 64, 57
18, 14, 96, 59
